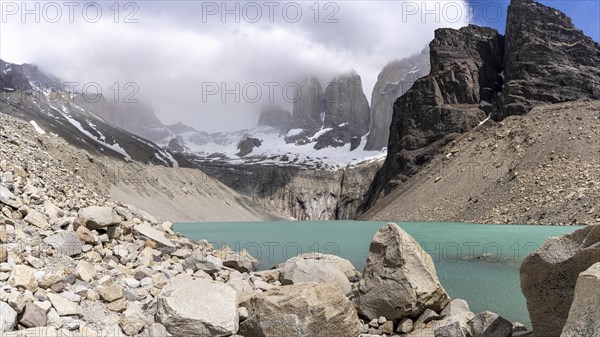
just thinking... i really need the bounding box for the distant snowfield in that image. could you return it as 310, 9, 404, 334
180, 125, 387, 170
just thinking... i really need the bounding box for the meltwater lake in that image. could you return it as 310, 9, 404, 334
174, 221, 581, 325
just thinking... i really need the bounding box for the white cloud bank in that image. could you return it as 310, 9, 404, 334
1, 0, 470, 131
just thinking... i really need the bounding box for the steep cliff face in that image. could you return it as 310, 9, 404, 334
365, 49, 431, 151
286, 72, 371, 151
257, 105, 292, 130
195, 160, 382, 220
493, 0, 600, 120
360, 25, 504, 212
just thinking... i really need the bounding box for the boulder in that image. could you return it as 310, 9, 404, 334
560, 262, 600, 337
19, 302, 48, 328
0, 185, 22, 209
0, 301, 17, 332
434, 320, 467, 337
75, 260, 97, 282
9, 265, 37, 292
213, 247, 258, 273
100, 283, 124, 303
133, 223, 175, 248
239, 283, 361, 337
47, 293, 80, 316
24, 209, 49, 229
43, 231, 82, 256
520, 225, 600, 337
354, 223, 450, 320
157, 274, 238, 337
279, 253, 355, 295
79, 206, 121, 229
182, 251, 223, 275
468, 311, 512, 337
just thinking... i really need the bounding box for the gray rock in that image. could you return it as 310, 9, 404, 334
434, 320, 467, 337
24, 209, 49, 229
257, 105, 291, 130
239, 283, 361, 337
279, 253, 354, 295
397, 318, 414, 334
47, 293, 80, 316
79, 206, 122, 229
354, 223, 450, 320
520, 225, 600, 337
561, 262, 600, 337
214, 247, 258, 273
0, 301, 17, 332
0, 185, 22, 209
19, 302, 48, 328
441, 299, 471, 318
133, 223, 175, 248
468, 311, 512, 337
157, 274, 238, 337
43, 231, 82, 256
146, 322, 169, 337
182, 251, 223, 275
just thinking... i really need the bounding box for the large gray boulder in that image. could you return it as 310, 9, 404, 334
182, 250, 223, 275
278, 253, 356, 295
520, 225, 600, 337
561, 262, 600, 337
213, 247, 258, 273
354, 223, 450, 320
157, 274, 238, 337
239, 283, 361, 337
43, 231, 82, 256
79, 206, 122, 229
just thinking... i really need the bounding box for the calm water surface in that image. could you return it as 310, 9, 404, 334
174, 221, 581, 326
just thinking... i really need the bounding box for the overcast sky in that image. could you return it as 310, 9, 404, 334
2, 0, 595, 132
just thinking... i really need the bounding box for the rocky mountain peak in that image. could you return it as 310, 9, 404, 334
257, 105, 292, 130
493, 0, 600, 119
364, 48, 430, 151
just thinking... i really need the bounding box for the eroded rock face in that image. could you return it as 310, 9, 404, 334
239, 283, 361, 337
365, 49, 430, 151
288, 77, 325, 138
236, 137, 262, 157
360, 25, 503, 213
354, 223, 450, 320
560, 262, 600, 337
157, 275, 238, 337
520, 225, 600, 337
494, 0, 600, 120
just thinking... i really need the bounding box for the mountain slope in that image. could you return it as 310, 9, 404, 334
361, 100, 600, 225
0, 111, 280, 222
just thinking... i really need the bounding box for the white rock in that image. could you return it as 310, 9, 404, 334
157, 274, 238, 336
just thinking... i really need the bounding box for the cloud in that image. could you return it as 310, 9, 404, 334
0, 0, 470, 132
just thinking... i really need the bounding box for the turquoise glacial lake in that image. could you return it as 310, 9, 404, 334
173, 221, 581, 326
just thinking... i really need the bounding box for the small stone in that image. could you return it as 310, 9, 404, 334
397, 318, 414, 334
380, 320, 394, 334
19, 301, 48, 327
47, 292, 80, 316
100, 283, 124, 303
106, 298, 127, 312
75, 260, 97, 282
76, 225, 95, 243
9, 265, 38, 292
